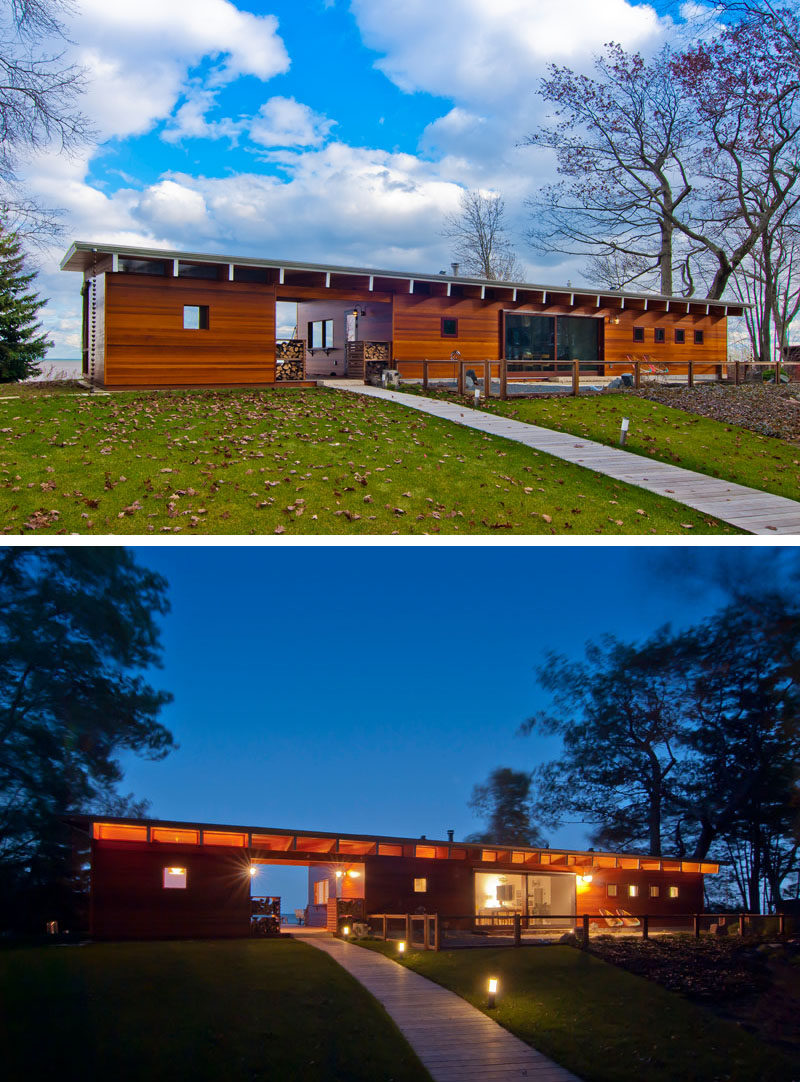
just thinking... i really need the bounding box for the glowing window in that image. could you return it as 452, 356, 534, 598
481, 850, 498, 863
163, 867, 187, 889
378, 844, 403, 857
416, 845, 436, 859
669, 886, 679, 899
313, 880, 329, 905
413, 878, 427, 893
93, 822, 148, 842
151, 827, 199, 845
628, 884, 639, 898
203, 831, 247, 847
607, 884, 618, 897
650, 885, 660, 898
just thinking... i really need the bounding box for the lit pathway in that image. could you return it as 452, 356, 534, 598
295, 930, 581, 1082
319, 380, 800, 535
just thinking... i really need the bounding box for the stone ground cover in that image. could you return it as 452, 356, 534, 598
362, 939, 795, 1082
1, 939, 431, 1082
402, 385, 800, 502
0, 386, 740, 535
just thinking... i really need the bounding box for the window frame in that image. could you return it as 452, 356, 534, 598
653, 327, 665, 344
183, 305, 209, 330
628, 884, 639, 898
694, 329, 704, 344
413, 877, 427, 893
674, 328, 686, 344
163, 866, 187, 889
606, 883, 618, 897
632, 326, 645, 343
441, 317, 459, 338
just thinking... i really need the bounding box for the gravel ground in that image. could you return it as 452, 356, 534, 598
628, 384, 800, 443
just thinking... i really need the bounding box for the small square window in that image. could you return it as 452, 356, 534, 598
413, 878, 427, 893
669, 885, 679, 899
628, 884, 639, 898
183, 305, 209, 330
675, 328, 686, 344
632, 326, 645, 343
650, 885, 660, 898
607, 884, 618, 897
441, 317, 458, 338
654, 327, 665, 343
694, 330, 704, 344
163, 866, 187, 889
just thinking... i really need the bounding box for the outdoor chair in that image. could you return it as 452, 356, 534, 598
294, 908, 305, 925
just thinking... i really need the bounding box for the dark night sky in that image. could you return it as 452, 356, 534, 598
114, 544, 753, 909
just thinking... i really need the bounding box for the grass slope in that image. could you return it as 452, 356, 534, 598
410, 389, 800, 501
0, 387, 739, 535
362, 942, 793, 1082
1, 939, 431, 1082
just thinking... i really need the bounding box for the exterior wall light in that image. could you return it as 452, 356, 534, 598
348, 870, 361, 878
249, 865, 258, 877
487, 977, 499, 1008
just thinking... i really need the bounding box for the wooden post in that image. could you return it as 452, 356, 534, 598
405, 914, 410, 943
634, 361, 641, 389
382, 915, 387, 941
735, 360, 741, 385
484, 360, 491, 400
457, 361, 464, 396
500, 359, 508, 401
739, 913, 747, 937
423, 917, 430, 951
642, 914, 649, 940
693, 914, 700, 939
433, 915, 440, 951
572, 360, 580, 396
514, 913, 521, 947
688, 361, 694, 388
422, 359, 429, 391
779, 913, 786, 937
582, 913, 589, 950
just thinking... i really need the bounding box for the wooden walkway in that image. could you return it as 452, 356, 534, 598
296, 931, 581, 1082
320, 381, 800, 535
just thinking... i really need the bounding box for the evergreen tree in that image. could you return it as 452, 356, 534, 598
0, 221, 50, 381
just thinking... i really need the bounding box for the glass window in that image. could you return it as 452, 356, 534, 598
163, 867, 187, 889
313, 879, 329, 904
675, 328, 686, 344
650, 885, 660, 898
413, 878, 427, 892
178, 262, 219, 280
309, 320, 334, 349
441, 317, 458, 337
633, 326, 645, 343
556, 316, 600, 360
607, 883, 618, 897
505, 314, 555, 361
669, 885, 679, 899
628, 884, 639, 898
234, 265, 268, 283
183, 305, 209, 330
694, 330, 704, 344
118, 258, 166, 276
654, 327, 665, 343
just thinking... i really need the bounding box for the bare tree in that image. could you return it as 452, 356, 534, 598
0, 0, 92, 239
442, 189, 524, 280
524, 45, 698, 296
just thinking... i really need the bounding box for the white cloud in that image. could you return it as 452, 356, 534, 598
135, 180, 210, 231
350, 0, 665, 107
248, 97, 335, 148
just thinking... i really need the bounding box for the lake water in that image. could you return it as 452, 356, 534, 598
27, 358, 83, 381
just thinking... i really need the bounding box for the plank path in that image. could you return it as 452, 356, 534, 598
320, 381, 800, 535
297, 930, 581, 1082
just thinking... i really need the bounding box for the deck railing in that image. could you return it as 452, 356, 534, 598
391, 358, 799, 398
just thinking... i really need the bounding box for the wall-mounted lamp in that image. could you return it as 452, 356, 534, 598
249, 865, 258, 877
609, 316, 621, 325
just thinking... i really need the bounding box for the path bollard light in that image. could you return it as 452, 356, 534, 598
342, 925, 350, 937
474, 387, 481, 406
619, 417, 630, 446
398, 941, 406, 955
487, 977, 499, 1009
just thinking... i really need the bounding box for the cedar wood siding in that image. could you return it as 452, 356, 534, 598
90, 841, 251, 939
104, 273, 277, 387
578, 868, 704, 923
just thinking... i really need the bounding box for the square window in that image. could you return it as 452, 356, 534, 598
650, 885, 660, 898
183, 305, 209, 330
654, 327, 665, 343
413, 878, 427, 893
441, 317, 458, 338
163, 867, 187, 889
694, 330, 704, 344
607, 884, 618, 897
632, 326, 645, 343
669, 886, 679, 899
628, 884, 639, 898
675, 328, 685, 344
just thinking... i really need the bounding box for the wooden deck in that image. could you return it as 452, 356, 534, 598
321, 382, 800, 535
296, 930, 581, 1082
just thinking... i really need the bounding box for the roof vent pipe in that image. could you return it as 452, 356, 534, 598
447, 830, 454, 843
451, 262, 459, 276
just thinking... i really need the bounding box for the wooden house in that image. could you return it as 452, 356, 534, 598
74, 816, 718, 939
60, 242, 743, 388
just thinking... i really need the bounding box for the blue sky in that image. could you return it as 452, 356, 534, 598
21, 0, 708, 356
115, 543, 747, 907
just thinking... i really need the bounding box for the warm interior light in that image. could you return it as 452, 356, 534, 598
398, 941, 406, 953
348, 870, 361, 878
167, 867, 185, 875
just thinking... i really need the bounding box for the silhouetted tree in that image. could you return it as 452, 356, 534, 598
467, 767, 545, 846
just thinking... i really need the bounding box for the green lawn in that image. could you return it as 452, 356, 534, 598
0, 939, 431, 1082
0, 387, 740, 534
361, 941, 793, 1082
408, 388, 800, 502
